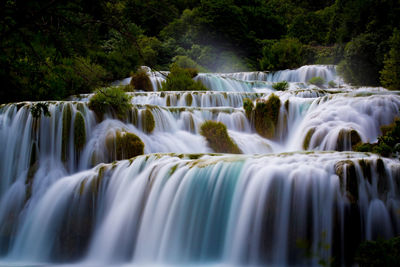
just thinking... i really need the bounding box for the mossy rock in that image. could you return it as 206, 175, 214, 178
105, 131, 144, 161
334, 160, 358, 202
62, 104, 72, 162
185, 93, 193, 106
166, 95, 171, 106
200, 120, 241, 154
141, 108, 155, 133
128, 107, 139, 126
337, 129, 362, 151
243, 98, 254, 119
303, 128, 316, 150
74, 112, 86, 152
130, 69, 152, 91
284, 100, 289, 112
254, 94, 281, 139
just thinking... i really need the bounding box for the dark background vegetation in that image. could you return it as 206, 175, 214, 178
1, 0, 400, 103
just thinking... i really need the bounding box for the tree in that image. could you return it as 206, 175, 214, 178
380, 29, 400, 90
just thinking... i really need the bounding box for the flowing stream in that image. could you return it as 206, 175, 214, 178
0, 65, 399, 266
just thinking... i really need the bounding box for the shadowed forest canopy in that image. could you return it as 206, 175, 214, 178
1, 0, 400, 103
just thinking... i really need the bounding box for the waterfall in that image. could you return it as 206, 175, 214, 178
0, 65, 399, 266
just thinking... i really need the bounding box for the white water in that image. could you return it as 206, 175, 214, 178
0, 65, 399, 266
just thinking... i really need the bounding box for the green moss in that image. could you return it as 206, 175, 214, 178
115, 131, 144, 160
200, 120, 241, 154
74, 111, 86, 152
130, 68, 152, 91
166, 95, 171, 106
76, 102, 85, 113
90, 166, 106, 195
188, 154, 203, 160
308, 76, 326, 87
169, 164, 179, 175
105, 131, 144, 161
128, 107, 139, 126
62, 104, 72, 162
337, 129, 362, 151
334, 160, 358, 202
185, 93, 193, 106
303, 129, 316, 150
284, 100, 290, 112
243, 98, 254, 119
272, 80, 289, 91
254, 94, 281, 139
141, 108, 155, 133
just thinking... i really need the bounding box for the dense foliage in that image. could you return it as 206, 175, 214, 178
356, 236, 400, 267
1, 0, 400, 104
161, 64, 207, 91
88, 86, 132, 119
354, 118, 400, 157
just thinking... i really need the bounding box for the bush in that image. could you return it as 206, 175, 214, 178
328, 80, 337, 87
254, 94, 281, 139
354, 118, 400, 157
130, 68, 152, 91
200, 121, 241, 154
308, 76, 325, 87
161, 64, 208, 91
272, 81, 289, 91
356, 236, 400, 267
88, 86, 133, 119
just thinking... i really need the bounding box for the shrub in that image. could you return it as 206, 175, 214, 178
328, 80, 337, 87
200, 121, 241, 154
308, 76, 325, 87
272, 81, 289, 91
353, 118, 400, 157
254, 94, 281, 139
243, 98, 254, 119
130, 68, 152, 91
88, 86, 132, 119
161, 64, 207, 91
355, 237, 400, 267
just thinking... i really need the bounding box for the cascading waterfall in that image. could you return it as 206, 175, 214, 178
0, 65, 399, 266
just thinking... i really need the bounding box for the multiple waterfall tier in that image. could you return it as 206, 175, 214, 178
0, 65, 399, 266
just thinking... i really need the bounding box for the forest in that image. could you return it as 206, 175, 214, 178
1, 0, 400, 103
